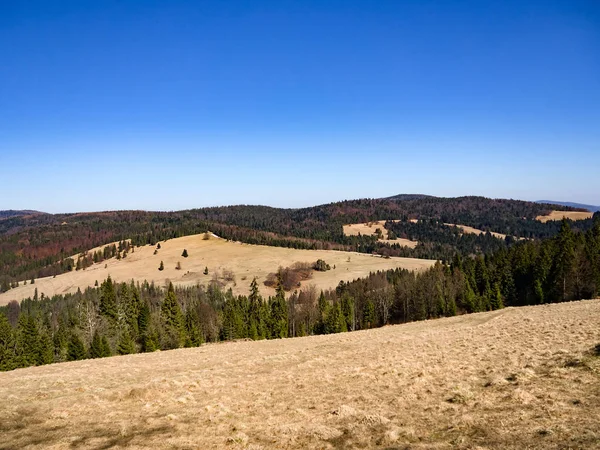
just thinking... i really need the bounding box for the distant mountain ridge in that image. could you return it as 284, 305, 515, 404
0, 210, 44, 220
536, 201, 600, 213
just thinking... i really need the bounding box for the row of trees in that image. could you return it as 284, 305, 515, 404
1, 219, 598, 371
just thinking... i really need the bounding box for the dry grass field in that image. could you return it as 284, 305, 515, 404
0, 234, 434, 305
444, 223, 509, 240
1, 300, 599, 449
342, 221, 418, 248
536, 210, 594, 223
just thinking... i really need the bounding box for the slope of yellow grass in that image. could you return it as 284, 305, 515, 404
1, 300, 599, 449
444, 223, 509, 239
0, 233, 434, 305
536, 210, 594, 223
342, 220, 418, 248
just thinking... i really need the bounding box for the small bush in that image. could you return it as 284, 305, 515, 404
313, 259, 331, 272
182, 249, 188, 258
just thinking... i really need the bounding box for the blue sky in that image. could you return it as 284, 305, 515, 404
1, 0, 599, 213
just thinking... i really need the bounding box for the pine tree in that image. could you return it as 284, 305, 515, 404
158, 261, 164, 271
462, 280, 478, 313
67, 333, 86, 361
340, 293, 355, 331
138, 300, 151, 337
38, 331, 54, 365
184, 306, 203, 347
89, 331, 104, 358
100, 335, 112, 357
161, 283, 184, 348
182, 249, 188, 258
0, 313, 16, 371
117, 331, 135, 355
16, 313, 40, 367
362, 300, 376, 329
552, 219, 575, 302
268, 275, 288, 339
490, 284, 505, 310
204, 266, 209, 275
99, 276, 117, 320
142, 330, 158, 352
325, 302, 347, 334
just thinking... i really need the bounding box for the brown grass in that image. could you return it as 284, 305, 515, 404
343, 220, 418, 248
0, 233, 434, 305
1, 300, 599, 449
536, 210, 594, 223
444, 223, 510, 240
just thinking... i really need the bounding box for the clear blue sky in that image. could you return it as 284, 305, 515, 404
1, 0, 599, 213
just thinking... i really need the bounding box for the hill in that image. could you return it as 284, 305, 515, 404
1, 299, 598, 449
1, 195, 596, 292
0, 209, 44, 220
536, 210, 595, 223
537, 200, 600, 213
0, 233, 435, 306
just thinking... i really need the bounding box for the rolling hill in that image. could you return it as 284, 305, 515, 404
0, 194, 596, 293
0, 232, 435, 306
537, 200, 600, 213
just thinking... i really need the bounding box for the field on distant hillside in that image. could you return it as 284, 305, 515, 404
0, 234, 434, 305
343, 220, 418, 247
1, 300, 599, 449
536, 210, 594, 223
444, 223, 509, 240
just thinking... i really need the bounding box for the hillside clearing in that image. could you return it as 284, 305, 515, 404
536, 210, 594, 223
1, 300, 599, 449
444, 223, 509, 240
343, 220, 418, 248
0, 233, 434, 305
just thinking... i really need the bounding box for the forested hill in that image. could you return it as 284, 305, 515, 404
0, 195, 597, 291
536, 200, 600, 213
0, 210, 44, 220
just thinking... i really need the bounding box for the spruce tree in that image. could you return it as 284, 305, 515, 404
67, 333, 86, 361
117, 331, 135, 355
491, 284, 504, 310
38, 331, 54, 365
552, 219, 575, 301
269, 275, 288, 338
340, 293, 355, 331
184, 306, 203, 347
161, 283, 184, 348
99, 276, 117, 320
16, 314, 40, 367
100, 335, 112, 357
89, 331, 104, 358
0, 313, 16, 371
362, 300, 376, 329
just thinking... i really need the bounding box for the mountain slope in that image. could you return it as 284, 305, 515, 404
536, 200, 600, 212
1, 299, 598, 449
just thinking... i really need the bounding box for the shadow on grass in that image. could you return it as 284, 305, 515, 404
0, 406, 173, 450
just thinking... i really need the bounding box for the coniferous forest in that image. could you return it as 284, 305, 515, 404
1, 218, 598, 372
